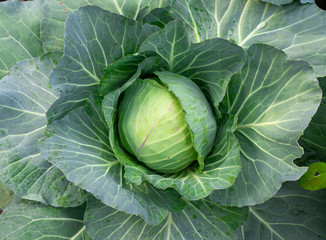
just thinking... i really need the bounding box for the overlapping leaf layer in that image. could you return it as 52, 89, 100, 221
0, 0, 325, 239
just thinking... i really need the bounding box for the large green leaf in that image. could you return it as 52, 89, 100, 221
0, 198, 91, 240
0, 53, 85, 207
124, 114, 241, 201
166, 0, 326, 77
238, 181, 326, 240
41, 97, 185, 226
41, 0, 166, 52
0, 0, 43, 79
300, 78, 326, 162
155, 71, 217, 170
210, 44, 321, 206
86, 195, 247, 240
0, 181, 13, 211
47, 6, 159, 122
139, 20, 245, 112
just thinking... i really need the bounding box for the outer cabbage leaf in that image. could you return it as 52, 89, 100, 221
210, 44, 321, 206
139, 20, 245, 113
47, 6, 159, 122
0, 198, 91, 240
85, 195, 248, 240
300, 78, 326, 162
0, 53, 85, 207
0, 0, 43, 79
124, 113, 241, 201
41, 0, 166, 52
41, 97, 185, 226
165, 0, 326, 77
238, 181, 326, 240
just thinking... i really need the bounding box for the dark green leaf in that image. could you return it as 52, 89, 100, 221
238, 181, 326, 240
48, 6, 159, 121
142, 7, 175, 28
140, 56, 168, 76
41, 0, 166, 52
300, 78, 326, 162
0, 53, 85, 207
0, 198, 90, 240
99, 55, 145, 96
86, 195, 247, 240
167, 0, 326, 77
46, 89, 94, 123
211, 44, 321, 206
0, 0, 43, 79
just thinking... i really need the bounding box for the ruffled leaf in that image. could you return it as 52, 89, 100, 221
167, 0, 326, 77
47, 6, 159, 122
0, 0, 43, 79
99, 55, 145, 96
238, 181, 326, 240
85, 195, 248, 240
0, 198, 90, 240
41, 0, 166, 52
0, 53, 85, 207
211, 44, 321, 206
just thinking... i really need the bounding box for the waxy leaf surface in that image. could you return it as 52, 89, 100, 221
0, 53, 85, 207
211, 44, 321, 206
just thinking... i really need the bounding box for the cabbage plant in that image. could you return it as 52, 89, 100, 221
0, 0, 326, 239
